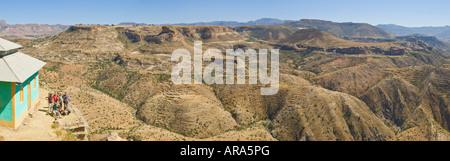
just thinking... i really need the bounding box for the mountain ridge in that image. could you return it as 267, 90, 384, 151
283, 19, 393, 39
119, 18, 288, 27
378, 24, 450, 43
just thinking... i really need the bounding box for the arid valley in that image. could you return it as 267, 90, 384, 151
1, 17, 447, 141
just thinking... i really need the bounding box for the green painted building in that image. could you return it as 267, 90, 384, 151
0, 38, 46, 129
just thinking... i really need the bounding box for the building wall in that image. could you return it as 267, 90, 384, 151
14, 72, 39, 120
30, 73, 39, 106
0, 71, 40, 128
0, 81, 13, 122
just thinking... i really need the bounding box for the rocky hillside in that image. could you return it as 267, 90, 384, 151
275, 29, 447, 59
236, 25, 294, 42
279, 29, 386, 48
437, 30, 450, 43
0, 20, 69, 40
17, 24, 450, 141
396, 34, 450, 53
271, 85, 395, 141
284, 19, 393, 39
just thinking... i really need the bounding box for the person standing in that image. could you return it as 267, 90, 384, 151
58, 92, 64, 111
63, 92, 71, 112
47, 93, 53, 114
52, 92, 58, 103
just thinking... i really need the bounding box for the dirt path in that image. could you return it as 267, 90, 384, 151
0, 88, 61, 141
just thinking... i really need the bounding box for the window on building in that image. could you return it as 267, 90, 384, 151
20, 87, 24, 103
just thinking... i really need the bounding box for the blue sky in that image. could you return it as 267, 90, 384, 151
0, 0, 449, 27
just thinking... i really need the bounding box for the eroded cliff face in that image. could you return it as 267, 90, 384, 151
20, 25, 249, 64
276, 29, 443, 57
118, 25, 243, 44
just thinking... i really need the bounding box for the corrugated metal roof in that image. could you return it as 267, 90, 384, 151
0, 38, 22, 51
0, 52, 46, 83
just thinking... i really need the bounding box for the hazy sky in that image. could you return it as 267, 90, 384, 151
1, 0, 449, 27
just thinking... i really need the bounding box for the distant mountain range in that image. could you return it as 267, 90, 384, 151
4, 17, 450, 49
0, 20, 69, 40
119, 18, 288, 27
378, 24, 450, 43
120, 18, 394, 40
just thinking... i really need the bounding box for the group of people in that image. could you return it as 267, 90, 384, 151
47, 92, 71, 120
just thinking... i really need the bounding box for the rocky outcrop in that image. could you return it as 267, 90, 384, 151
123, 30, 141, 42
143, 26, 176, 44
197, 27, 212, 39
